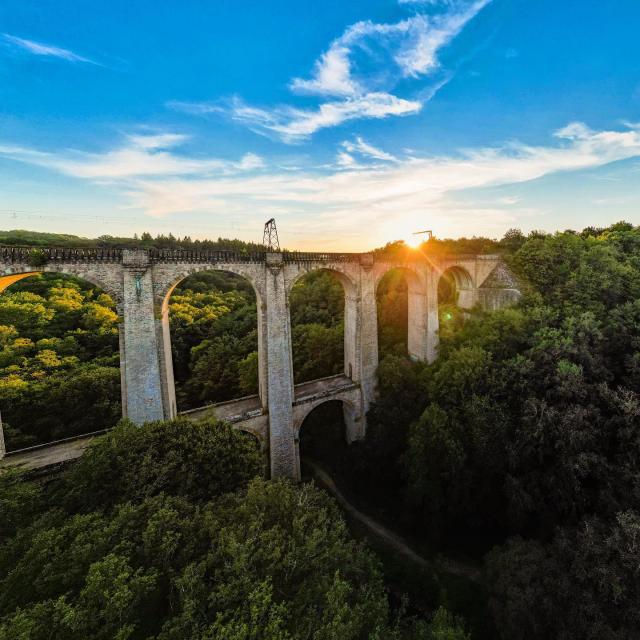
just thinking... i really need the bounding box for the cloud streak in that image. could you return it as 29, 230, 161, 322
2, 33, 99, 65
1, 123, 638, 244
0, 133, 264, 180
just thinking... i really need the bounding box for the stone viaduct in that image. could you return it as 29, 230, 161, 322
0, 246, 520, 479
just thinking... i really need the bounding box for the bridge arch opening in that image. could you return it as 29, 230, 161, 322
161, 269, 262, 417
376, 267, 430, 361
289, 269, 355, 384
296, 399, 356, 475
438, 266, 474, 307
0, 271, 121, 451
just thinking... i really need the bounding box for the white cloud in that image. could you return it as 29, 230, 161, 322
236, 152, 265, 170
122, 123, 640, 232
290, 45, 360, 97
2, 33, 98, 64
172, 1, 490, 141
336, 152, 359, 168
290, 3, 489, 93
0, 133, 264, 180
173, 93, 422, 142
395, 1, 492, 77
342, 137, 398, 162
2, 123, 638, 242
263, 93, 422, 140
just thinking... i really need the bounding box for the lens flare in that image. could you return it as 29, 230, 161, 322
406, 234, 422, 248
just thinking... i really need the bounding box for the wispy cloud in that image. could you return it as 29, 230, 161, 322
0, 133, 264, 180
171, 93, 422, 143
1, 123, 638, 243
170, 0, 491, 141
2, 33, 99, 65
290, 0, 492, 90
342, 137, 399, 163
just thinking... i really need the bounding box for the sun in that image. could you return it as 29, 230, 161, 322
405, 233, 423, 249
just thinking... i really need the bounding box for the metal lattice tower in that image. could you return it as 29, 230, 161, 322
263, 218, 280, 251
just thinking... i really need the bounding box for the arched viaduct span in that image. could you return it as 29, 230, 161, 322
0, 246, 520, 479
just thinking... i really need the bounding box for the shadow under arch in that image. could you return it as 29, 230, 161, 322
158, 268, 264, 419
288, 267, 358, 384
0, 270, 121, 451
375, 265, 429, 361
295, 398, 357, 477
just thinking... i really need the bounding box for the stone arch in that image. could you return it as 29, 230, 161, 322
437, 265, 475, 309
0, 266, 123, 306
294, 396, 360, 477
234, 423, 267, 449
373, 263, 427, 295
287, 264, 358, 298
287, 267, 359, 383
156, 265, 265, 420
375, 264, 431, 361
0, 268, 122, 451
156, 263, 265, 308
293, 396, 358, 436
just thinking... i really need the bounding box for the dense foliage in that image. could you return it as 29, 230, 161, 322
0, 274, 120, 448
0, 229, 266, 252
0, 418, 468, 640
377, 269, 409, 357
3, 223, 640, 638
320, 222, 640, 640
290, 270, 344, 383
169, 271, 259, 409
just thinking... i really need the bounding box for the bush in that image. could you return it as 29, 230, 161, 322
0, 478, 397, 640
58, 417, 263, 511
26, 249, 48, 268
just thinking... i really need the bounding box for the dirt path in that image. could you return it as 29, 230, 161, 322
304, 459, 482, 583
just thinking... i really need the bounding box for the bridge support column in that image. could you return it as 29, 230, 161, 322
343, 402, 361, 443
265, 253, 297, 479
358, 255, 378, 418
426, 266, 440, 363
457, 288, 479, 310
407, 275, 429, 362
121, 250, 165, 424
407, 265, 439, 364
156, 295, 178, 419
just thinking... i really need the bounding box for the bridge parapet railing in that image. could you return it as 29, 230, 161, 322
373, 252, 500, 263
0, 246, 123, 263
283, 251, 361, 263
149, 249, 266, 264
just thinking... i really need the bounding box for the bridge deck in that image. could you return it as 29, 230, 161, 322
0, 432, 103, 472
0, 375, 360, 472
293, 374, 358, 404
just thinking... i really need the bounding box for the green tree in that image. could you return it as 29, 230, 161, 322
59, 417, 262, 511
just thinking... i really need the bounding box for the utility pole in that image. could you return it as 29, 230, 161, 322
263, 218, 280, 251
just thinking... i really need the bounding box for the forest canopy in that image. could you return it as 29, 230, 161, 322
0, 418, 468, 640
1, 222, 639, 639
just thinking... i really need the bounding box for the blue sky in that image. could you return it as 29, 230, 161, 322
0, 0, 639, 250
